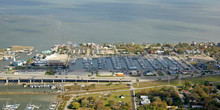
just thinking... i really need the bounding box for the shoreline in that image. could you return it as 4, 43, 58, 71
0, 92, 57, 95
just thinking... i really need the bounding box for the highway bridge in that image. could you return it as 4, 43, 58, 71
0, 77, 131, 84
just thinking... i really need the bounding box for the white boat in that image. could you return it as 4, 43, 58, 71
48, 101, 58, 110
26, 104, 41, 110
2, 104, 20, 110
27, 52, 32, 56
70, 59, 76, 64
3, 57, 9, 61
50, 85, 56, 90
83, 57, 87, 62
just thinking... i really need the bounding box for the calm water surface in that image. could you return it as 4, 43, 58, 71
0, 0, 220, 50
0, 86, 56, 110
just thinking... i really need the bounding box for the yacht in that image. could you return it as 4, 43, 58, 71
48, 101, 58, 110
3, 57, 9, 61
26, 104, 41, 110
2, 104, 20, 110
70, 59, 76, 64
27, 52, 32, 56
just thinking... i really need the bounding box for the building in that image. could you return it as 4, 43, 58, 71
115, 72, 124, 77
47, 60, 66, 67
33, 60, 47, 66
144, 70, 154, 76
98, 71, 113, 76
42, 50, 52, 54
191, 105, 203, 109
140, 95, 151, 105
168, 70, 178, 75
217, 43, 220, 47
12, 61, 23, 66
185, 50, 201, 54
181, 70, 192, 75
214, 64, 220, 69
130, 71, 138, 76
44, 54, 68, 67
120, 95, 125, 99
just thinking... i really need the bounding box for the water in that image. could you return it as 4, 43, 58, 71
0, 52, 37, 70
0, 86, 56, 110
0, 0, 220, 50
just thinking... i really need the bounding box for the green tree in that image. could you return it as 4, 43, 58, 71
81, 99, 89, 107
70, 102, 80, 109
183, 81, 192, 90
45, 70, 55, 75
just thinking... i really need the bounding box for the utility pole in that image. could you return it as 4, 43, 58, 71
136, 78, 139, 87
168, 75, 170, 85
179, 73, 182, 85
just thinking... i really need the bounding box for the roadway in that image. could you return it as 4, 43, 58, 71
64, 85, 181, 110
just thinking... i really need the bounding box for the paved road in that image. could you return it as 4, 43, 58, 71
130, 89, 136, 110
64, 85, 178, 110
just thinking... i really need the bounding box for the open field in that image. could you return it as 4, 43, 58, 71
72, 90, 131, 106
133, 75, 220, 88
65, 83, 129, 92
104, 91, 131, 105
183, 75, 220, 83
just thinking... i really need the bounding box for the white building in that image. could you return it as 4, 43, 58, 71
140, 95, 151, 105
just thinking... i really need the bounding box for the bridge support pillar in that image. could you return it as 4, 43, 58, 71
41, 78, 43, 84
29, 79, 32, 83
18, 78, 20, 84
6, 77, 8, 84
53, 79, 54, 84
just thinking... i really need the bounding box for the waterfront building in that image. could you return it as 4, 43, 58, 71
47, 60, 66, 66
42, 50, 52, 54
140, 95, 151, 105
217, 43, 220, 47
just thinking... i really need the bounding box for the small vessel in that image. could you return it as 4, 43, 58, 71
27, 52, 32, 56
26, 104, 41, 110
2, 104, 20, 110
88, 57, 93, 64
50, 85, 56, 90
70, 59, 76, 64
48, 101, 58, 110
3, 57, 9, 61
83, 57, 87, 63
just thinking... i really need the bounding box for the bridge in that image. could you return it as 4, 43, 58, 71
0, 77, 131, 84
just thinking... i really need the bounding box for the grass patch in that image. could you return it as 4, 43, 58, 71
183, 75, 220, 84
104, 91, 131, 105
133, 75, 220, 88
133, 81, 169, 88
65, 83, 129, 91
73, 90, 131, 106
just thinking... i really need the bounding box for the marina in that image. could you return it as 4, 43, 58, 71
137, 57, 150, 69
111, 56, 122, 70
124, 56, 137, 70
2, 104, 20, 110
0, 85, 56, 110
98, 57, 107, 70
48, 101, 58, 110
25, 104, 41, 110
